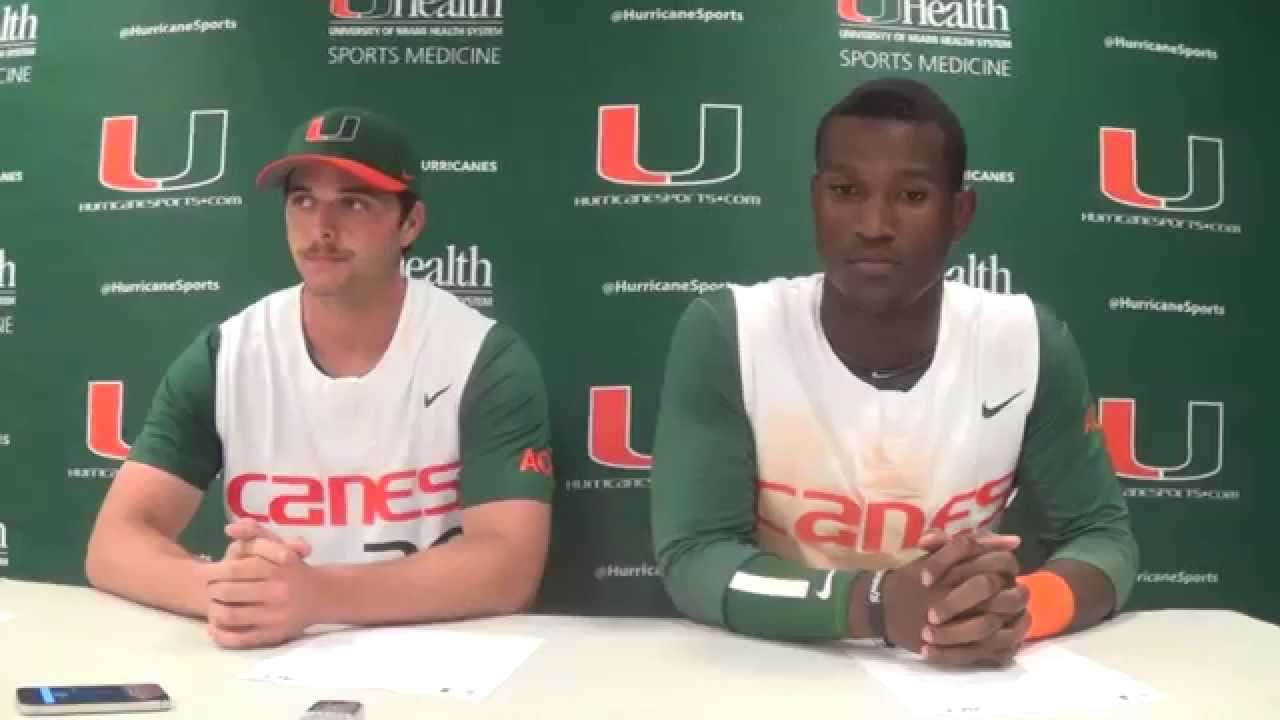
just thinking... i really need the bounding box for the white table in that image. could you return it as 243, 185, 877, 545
1, 578, 1277, 719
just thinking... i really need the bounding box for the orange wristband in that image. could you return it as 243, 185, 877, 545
1017, 571, 1075, 640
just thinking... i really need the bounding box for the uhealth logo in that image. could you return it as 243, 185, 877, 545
837, 0, 1010, 33
0, 3, 37, 45
1099, 127, 1224, 213
330, 0, 504, 19
596, 104, 742, 186
99, 110, 228, 192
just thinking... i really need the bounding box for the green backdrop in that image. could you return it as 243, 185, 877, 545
1, 0, 1275, 623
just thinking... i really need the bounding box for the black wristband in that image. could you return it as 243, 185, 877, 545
868, 569, 894, 648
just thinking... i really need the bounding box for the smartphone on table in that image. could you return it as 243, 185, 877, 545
15, 684, 171, 715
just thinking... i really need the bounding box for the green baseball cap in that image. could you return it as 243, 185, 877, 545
256, 107, 422, 196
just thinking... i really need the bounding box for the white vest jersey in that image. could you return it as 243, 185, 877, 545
215, 280, 493, 565
733, 276, 1038, 571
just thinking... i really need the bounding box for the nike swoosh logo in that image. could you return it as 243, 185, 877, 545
423, 385, 451, 409
815, 569, 836, 600
982, 389, 1025, 419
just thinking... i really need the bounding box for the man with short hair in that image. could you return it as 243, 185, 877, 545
651, 78, 1137, 666
86, 108, 553, 649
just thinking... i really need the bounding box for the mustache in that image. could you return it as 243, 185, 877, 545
300, 246, 352, 261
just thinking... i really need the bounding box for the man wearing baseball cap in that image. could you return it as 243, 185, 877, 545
86, 108, 554, 649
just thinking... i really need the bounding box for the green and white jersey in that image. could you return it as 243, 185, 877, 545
741, 276, 1035, 572
129, 279, 553, 566
651, 276, 1137, 641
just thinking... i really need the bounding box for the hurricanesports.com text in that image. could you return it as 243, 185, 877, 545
610, 8, 744, 23
574, 193, 763, 208
602, 279, 728, 296
1108, 296, 1226, 318
1103, 35, 1217, 61
78, 196, 243, 213
100, 279, 221, 296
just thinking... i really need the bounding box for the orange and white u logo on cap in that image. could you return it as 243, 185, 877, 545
305, 115, 361, 143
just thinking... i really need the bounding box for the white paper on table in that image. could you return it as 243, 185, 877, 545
241, 625, 543, 701
858, 642, 1164, 717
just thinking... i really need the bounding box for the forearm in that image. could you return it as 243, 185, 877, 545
660, 536, 861, 641
1043, 558, 1116, 632
85, 521, 208, 619
1048, 521, 1137, 624
724, 554, 862, 640
1019, 524, 1137, 638
309, 531, 543, 626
